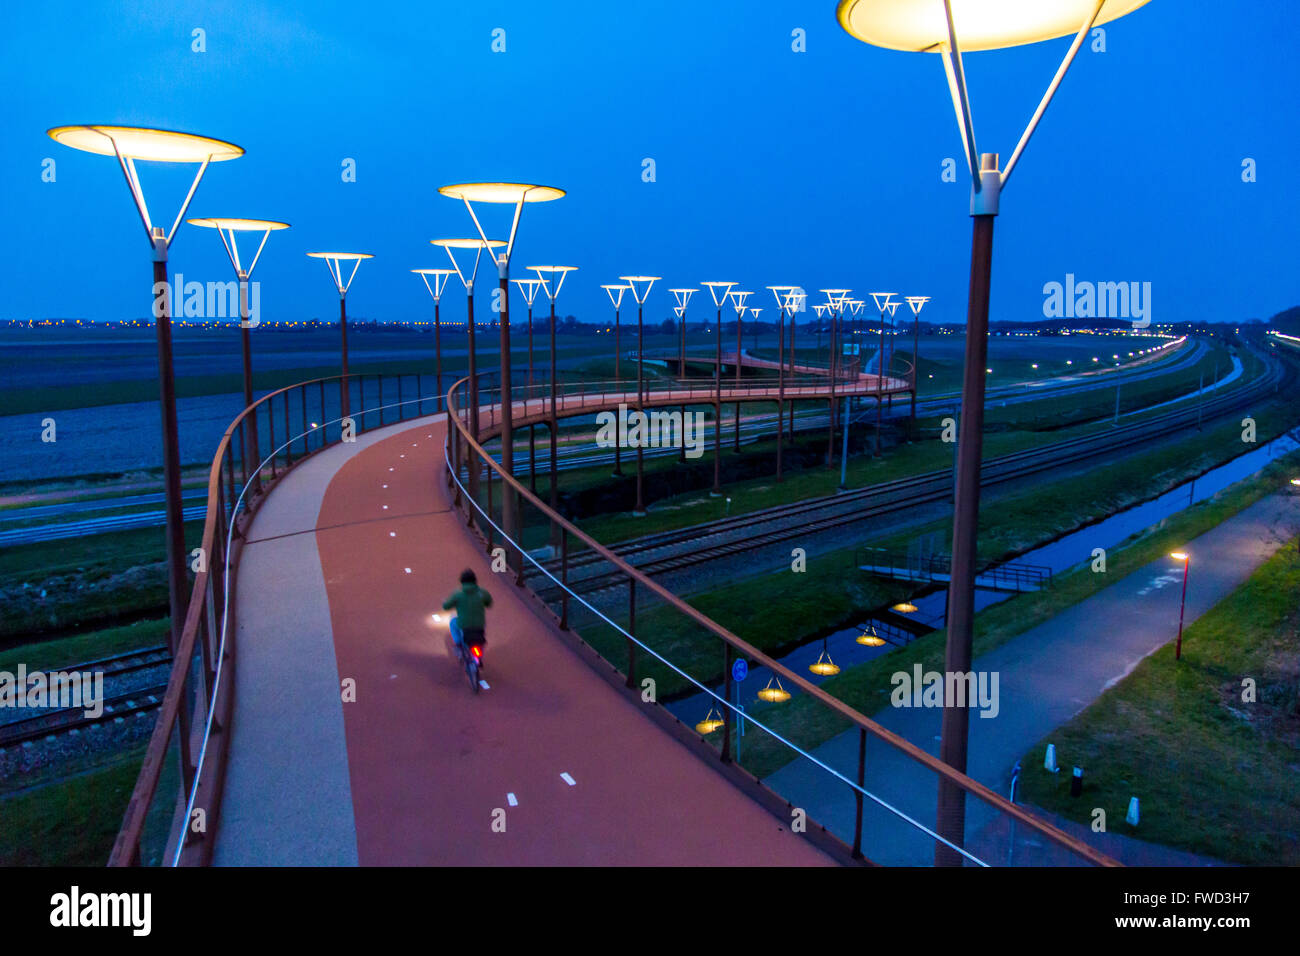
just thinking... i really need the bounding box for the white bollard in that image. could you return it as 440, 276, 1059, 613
1044, 743, 1060, 773
1126, 797, 1140, 826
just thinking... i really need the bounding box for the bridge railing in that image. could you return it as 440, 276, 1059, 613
109, 369, 444, 866
445, 374, 1115, 866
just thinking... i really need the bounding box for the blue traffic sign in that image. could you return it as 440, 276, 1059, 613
732, 658, 748, 682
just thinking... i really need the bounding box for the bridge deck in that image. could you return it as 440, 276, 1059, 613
214, 413, 830, 865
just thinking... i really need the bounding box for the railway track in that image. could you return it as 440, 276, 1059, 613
529, 351, 1289, 600
0, 645, 171, 748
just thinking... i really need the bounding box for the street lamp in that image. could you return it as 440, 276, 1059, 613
701, 282, 737, 495
432, 237, 506, 509
412, 268, 457, 414
870, 292, 900, 457
1171, 551, 1190, 660
670, 288, 698, 464
529, 265, 577, 527
601, 283, 630, 476
438, 181, 566, 563
786, 290, 807, 445
47, 124, 243, 654
767, 286, 797, 482
730, 290, 753, 452
511, 275, 544, 491
839, 0, 1154, 866
188, 217, 289, 494
619, 276, 660, 515
821, 289, 851, 466
305, 252, 374, 420
905, 295, 931, 430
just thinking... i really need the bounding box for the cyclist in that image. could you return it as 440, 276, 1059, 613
443, 568, 492, 653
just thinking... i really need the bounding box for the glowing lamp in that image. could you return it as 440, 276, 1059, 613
695, 707, 726, 734
857, 626, 887, 647
756, 677, 791, 703
892, 602, 919, 614
809, 650, 841, 677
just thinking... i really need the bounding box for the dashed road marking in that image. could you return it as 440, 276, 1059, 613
404, 567, 411, 573
507, 792, 518, 807
560, 772, 576, 786
389, 532, 396, 537
479, 679, 490, 690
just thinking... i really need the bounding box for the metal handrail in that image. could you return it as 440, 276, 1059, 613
109, 369, 442, 866
444, 374, 1116, 866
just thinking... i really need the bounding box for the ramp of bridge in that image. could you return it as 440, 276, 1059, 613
212, 412, 831, 865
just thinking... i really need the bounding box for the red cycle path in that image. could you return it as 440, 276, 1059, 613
314, 418, 831, 865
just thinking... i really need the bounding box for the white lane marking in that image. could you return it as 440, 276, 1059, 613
412, 443, 418, 447
404, 568, 411, 573
560, 772, 576, 786
479, 679, 490, 690
382, 504, 389, 510
507, 792, 518, 807
383, 483, 388, 488
400, 454, 406, 458
389, 532, 396, 537
389, 467, 394, 472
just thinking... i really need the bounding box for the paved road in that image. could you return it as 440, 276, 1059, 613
764, 490, 1300, 866
214, 413, 831, 866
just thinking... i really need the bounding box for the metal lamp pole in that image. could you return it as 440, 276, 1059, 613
766, 287, 796, 481
821, 290, 851, 466
670, 288, 698, 464
601, 283, 630, 475
838, 0, 1151, 865
702, 282, 737, 495
413, 268, 455, 413
512, 276, 544, 491
730, 290, 753, 452
433, 238, 504, 508
1172, 552, 1190, 660
307, 252, 373, 422
905, 295, 930, 433
620, 276, 660, 515
870, 293, 899, 457
530, 266, 577, 531
190, 217, 288, 494
438, 182, 565, 565
47, 124, 242, 655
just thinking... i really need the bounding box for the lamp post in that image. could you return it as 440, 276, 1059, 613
730, 290, 753, 452
48, 125, 243, 655
839, 0, 1154, 866
438, 182, 566, 567
767, 286, 797, 481
512, 275, 544, 491
601, 283, 630, 475
188, 217, 289, 495
433, 237, 506, 509
870, 292, 899, 458
1171, 551, 1190, 660
412, 268, 456, 415
787, 290, 806, 444
905, 295, 931, 431
747, 307, 763, 448
702, 282, 737, 495
670, 288, 698, 463
530, 265, 577, 530
620, 276, 660, 516
306, 252, 374, 421
821, 289, 851, 466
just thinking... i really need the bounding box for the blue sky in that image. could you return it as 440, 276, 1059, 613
3, 0, 1297, 329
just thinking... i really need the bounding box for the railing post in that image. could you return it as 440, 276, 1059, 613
721, 643, 734, 763
626, 577, 637, 689
560, 528, 570, 630
852, 727, 867, 859
486, 461, 494, 554
267, 396, 278, 479
283, 392, 291, 467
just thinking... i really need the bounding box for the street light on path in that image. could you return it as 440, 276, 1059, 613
530, 265, 577, 529
619, 276, 660, 515
412, 268, 456, 414
602, 283, 630, 476
670, 288, 698, 464
512, 275, 544, 491
730, 290, 754, 452
905, 295, 930, 433
767, 286, 797, 482
189, 217, 289, 494
48, 124, 243, 655
1171, 551, 1190, 660
306, 252, 373, 421
439, 181, 566, 568
702, 282, 737, 495
839, 0, 1154, 866
433, 237, 506, 511
821, 289, 851, 466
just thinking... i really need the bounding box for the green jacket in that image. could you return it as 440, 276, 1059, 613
443, 582, 493, 630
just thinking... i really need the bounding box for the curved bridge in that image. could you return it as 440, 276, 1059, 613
107, 367, 1117, 868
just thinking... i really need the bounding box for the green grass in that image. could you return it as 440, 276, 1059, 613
1016, 537, 1300, 865
699, 452, 1300, 780
0, 617, 169, 673
0, 746, 146, 866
